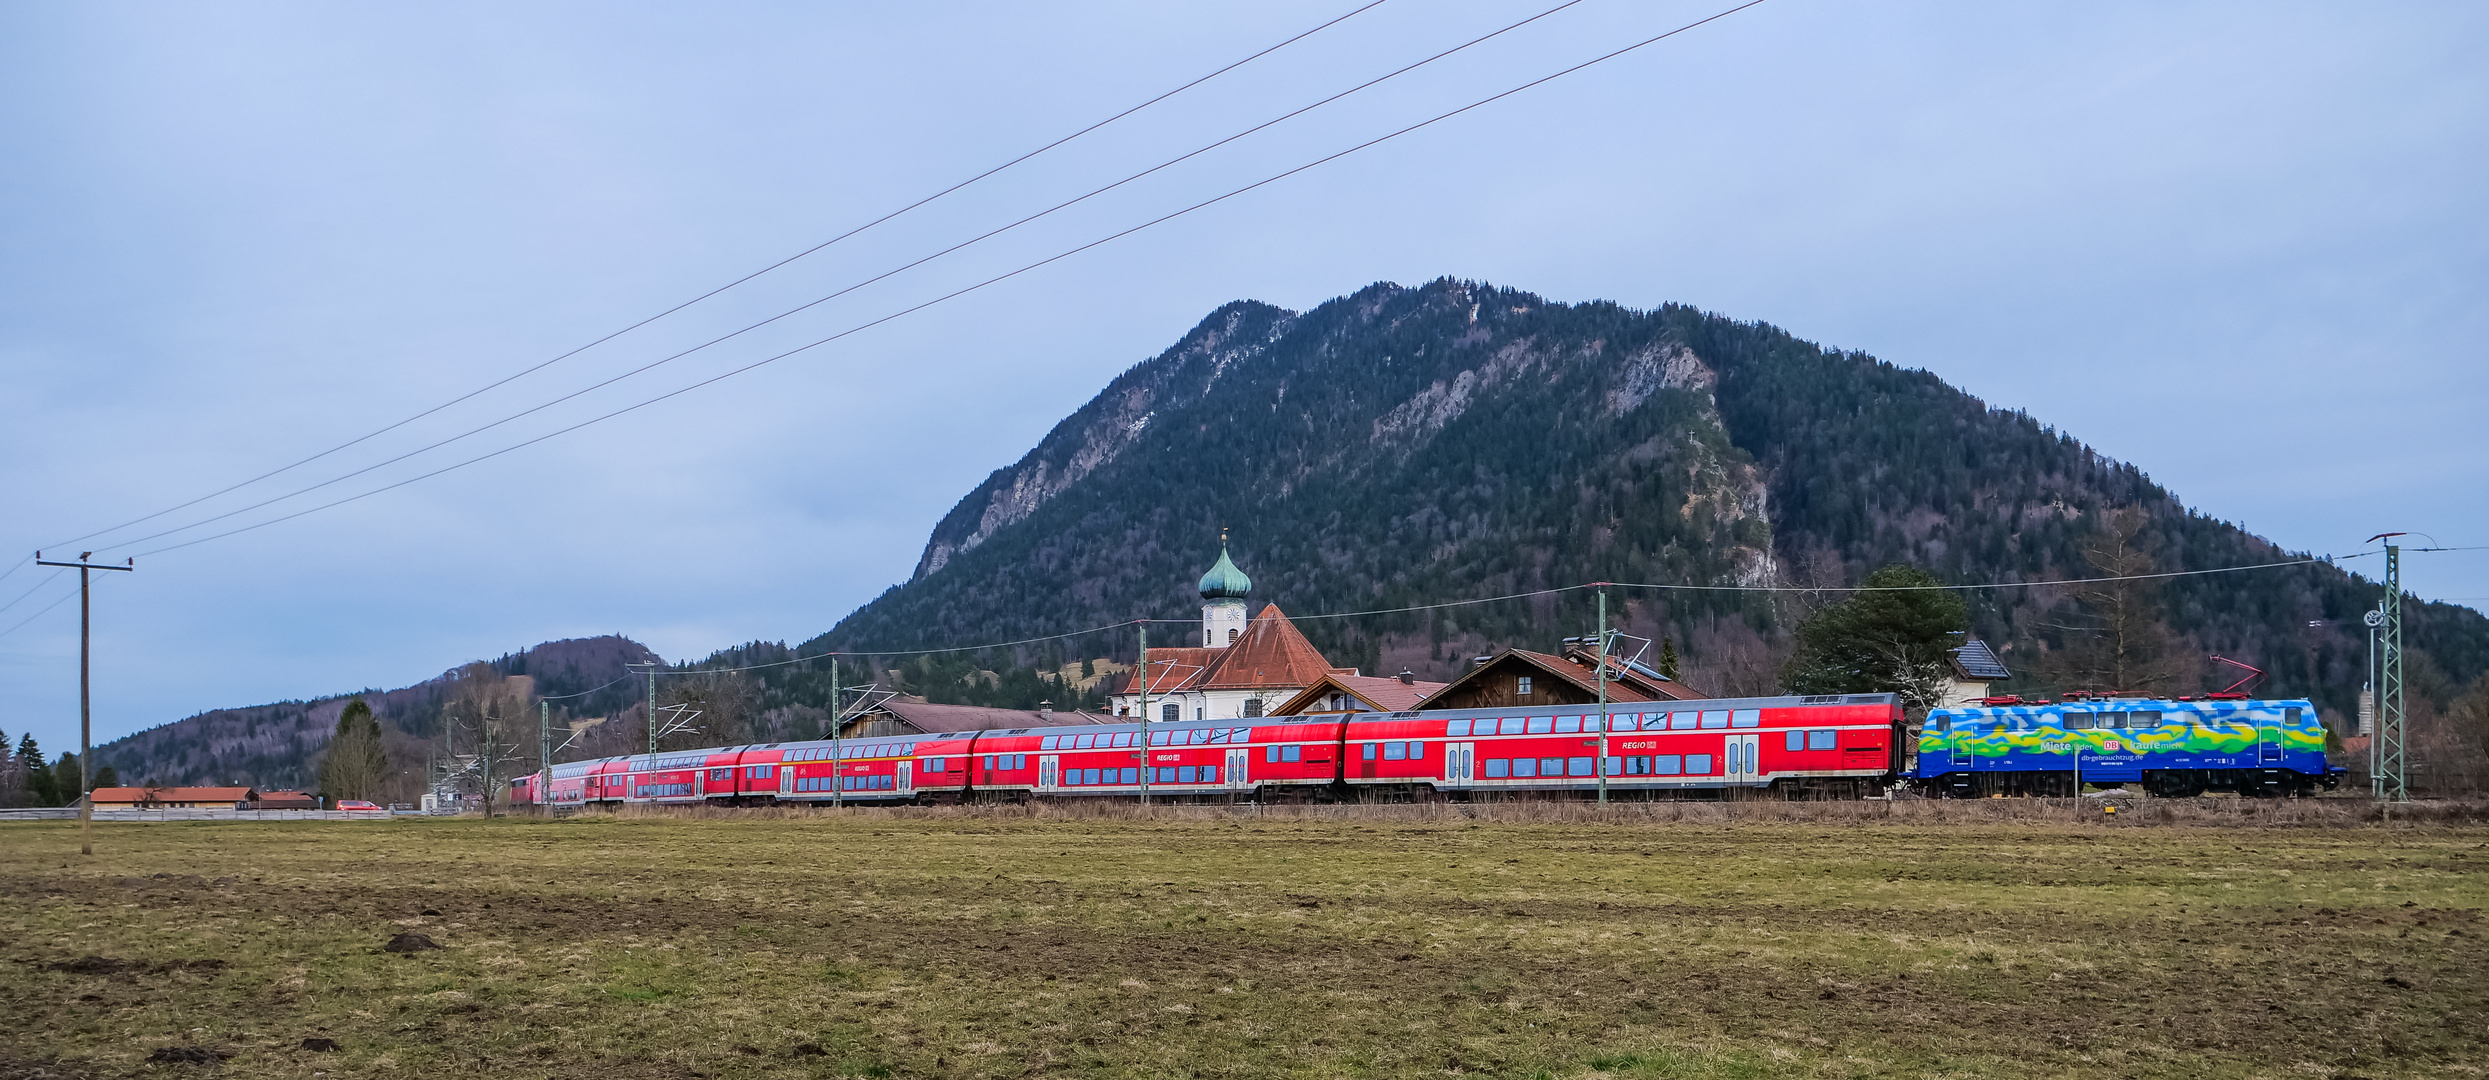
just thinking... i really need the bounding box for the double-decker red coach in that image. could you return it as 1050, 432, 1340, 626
518, 692, 1899, 808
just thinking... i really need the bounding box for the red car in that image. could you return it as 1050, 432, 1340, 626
334, 800, 384, 812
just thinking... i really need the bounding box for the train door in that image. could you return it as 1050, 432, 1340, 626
1726, 734, 1761, 785
1443, 742, 1474, 788
1039, 755, 1059, 792
896, 760, 913, 795
1948, 717, 1973, 770
779, 765, 793, 799
2258, 710, 2284, 763
1226, 748, 1248, 789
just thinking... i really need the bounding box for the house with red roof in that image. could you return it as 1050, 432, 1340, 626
1110, 540, 1357, 722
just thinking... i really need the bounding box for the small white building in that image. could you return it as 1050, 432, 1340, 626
1937, 639, 2012, 708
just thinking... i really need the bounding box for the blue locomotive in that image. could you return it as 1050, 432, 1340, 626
1912, 695, 2345, 798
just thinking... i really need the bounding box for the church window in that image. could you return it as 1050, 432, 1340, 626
1228, 628, 1239, 644
1162, 703, 1180, 722
1516, 676, 1533, 696
1243, 699, 1264, 718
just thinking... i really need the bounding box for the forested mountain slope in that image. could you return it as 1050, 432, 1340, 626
809, 279, 2488, 720
94, 635, 656, 788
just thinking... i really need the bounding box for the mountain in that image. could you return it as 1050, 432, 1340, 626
94, 635, 657, 790
805, 279, 2489, 721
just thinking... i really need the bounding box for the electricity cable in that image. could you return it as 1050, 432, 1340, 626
652, 551, 2362, 672
92, 0, 1600, 556
0, 569, 67, 621
45, 0, 1394, 552
118, 0, 1775, 560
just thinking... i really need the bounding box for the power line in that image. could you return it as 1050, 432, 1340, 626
121, 0, 1776, 560
94, 0, 1598, 557
671, 551, 2362, 669
0, 569, 68, 621
46, 0, 1395, 553
0, 572, 111, 643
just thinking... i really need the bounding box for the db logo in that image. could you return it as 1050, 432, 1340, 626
2103, 740, 2122, 752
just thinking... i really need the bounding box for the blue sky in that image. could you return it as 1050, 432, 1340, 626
2, 1, 2483, 754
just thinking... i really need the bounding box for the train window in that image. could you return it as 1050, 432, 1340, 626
1040, 737, 1057, 750
1383, 742, 1407, 761
1555, 716, 1582, 734
1498, 718, 1525, 735
1786, 731, 1804, 752
1485, 759, 1511, 778
2285, 707, 2302, 726
1808, 730, 1836, 751
1567, 757, 1594, 777
1202, 766, 1219, 783
1178, 766, 1197, 783
1524, 717, 1552, 734
1283, 745, 1302, 763
1611, 715, 1638, 732
1539, 757, 1566, 777
1265, 745, 1279, 762
1687, 754, 1714, 774
984, 755, 996, 770
924, 758, 944, 773
1670, 712, 1699, 730
1446, 720, 1471, 737
1512, 758, 1538, 778
1120, 768, 1139, 785
1601, 756, 1622, 776
1654, 755, 1682, 775
1731, 711, 1761, 727
2130, 710, 2162, 728
1086, 769, 1104, 785
1699, 712, 1730, 729
2064, 712, 2095, 730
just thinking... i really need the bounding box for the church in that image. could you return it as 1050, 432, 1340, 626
1108, 540, 1355, 722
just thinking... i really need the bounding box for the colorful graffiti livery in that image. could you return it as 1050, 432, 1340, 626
1911, 697, 2342, 798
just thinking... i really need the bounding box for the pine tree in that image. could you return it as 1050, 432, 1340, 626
51, 751, 80, 807
93, 764, 119, 789
1658, 637, 1681, 681
316, 698, 389, 802
1782, 565, 1970, 712
20, 735, 56, 807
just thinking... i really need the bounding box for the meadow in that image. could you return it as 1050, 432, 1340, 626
2, 801, 2484, 1079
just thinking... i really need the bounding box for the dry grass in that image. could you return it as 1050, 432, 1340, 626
2, 807, 2485, 1079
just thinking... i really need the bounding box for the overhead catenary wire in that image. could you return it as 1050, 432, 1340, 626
0, 569, 68, 621
120, 0, 1776, 561
92, 0, 1602, 557
45, 0, 1395, 553
644, 551, 2369, 673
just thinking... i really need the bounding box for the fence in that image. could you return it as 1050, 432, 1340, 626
0, 807, 395, 823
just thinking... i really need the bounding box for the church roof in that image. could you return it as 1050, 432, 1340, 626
1117, 604, 1343, 696
1198, 545, 1252, 600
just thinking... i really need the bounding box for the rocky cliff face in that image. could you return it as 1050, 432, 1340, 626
914, 301, 1297, 579
829, 279, 1784, 679
820, 277, 2487, 712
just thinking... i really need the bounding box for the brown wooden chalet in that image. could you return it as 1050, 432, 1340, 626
839, 697, 1119, 739
1268, 671, 1447, 716
1416, 645, 1701, 712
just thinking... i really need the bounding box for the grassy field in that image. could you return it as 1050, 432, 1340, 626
2, 804, 2485, 1079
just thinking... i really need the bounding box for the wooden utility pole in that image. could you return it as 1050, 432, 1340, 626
34, 552, 134, 856
1595, 589, 1610, 806
1138, 622, 1151, 806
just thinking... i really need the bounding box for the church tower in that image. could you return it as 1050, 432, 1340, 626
1198, 532, 1251, 649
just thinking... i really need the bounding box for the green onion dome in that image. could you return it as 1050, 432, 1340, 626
1198, 544, 1251, 600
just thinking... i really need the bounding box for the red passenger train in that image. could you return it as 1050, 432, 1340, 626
514, 693, 1904, 807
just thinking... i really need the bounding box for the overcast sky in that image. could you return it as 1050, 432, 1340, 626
3, 1, 2483, 754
